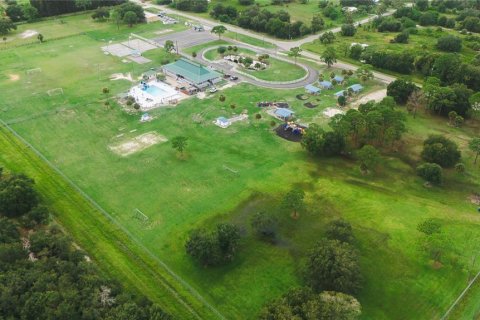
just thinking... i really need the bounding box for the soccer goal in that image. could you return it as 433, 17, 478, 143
26, 68, 42, 75
47, 88, 64, 96
132, 208, 149, 223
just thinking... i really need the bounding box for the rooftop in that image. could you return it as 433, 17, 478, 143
305, 84, 321, 93
163, 59, 221, 84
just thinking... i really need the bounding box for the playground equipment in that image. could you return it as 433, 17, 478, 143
283, 122, 305, 135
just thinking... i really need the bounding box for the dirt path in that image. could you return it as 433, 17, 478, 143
351, 89, 388, 107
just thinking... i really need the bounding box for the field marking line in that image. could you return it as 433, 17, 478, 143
0, 118, 226, 320
440, 268, 480, 320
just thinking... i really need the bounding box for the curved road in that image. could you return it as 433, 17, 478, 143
135, 0, 396, 84
191, 44, 319, 89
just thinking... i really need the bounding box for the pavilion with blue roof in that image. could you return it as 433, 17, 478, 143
348, 84, 364, 93
319, 80, 333, 89
305, 84, 321, 94
334, 90, 346, 97
274, 108, 295, 120
333, 75, 345, 83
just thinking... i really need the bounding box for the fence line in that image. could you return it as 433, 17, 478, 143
0, 118, 225, 320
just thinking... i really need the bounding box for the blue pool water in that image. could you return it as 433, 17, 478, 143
144, 85, 167, 97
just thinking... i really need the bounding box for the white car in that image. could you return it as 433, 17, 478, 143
209, 87, 218, 93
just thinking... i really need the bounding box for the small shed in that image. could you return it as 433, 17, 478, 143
215, 116, 231, 128
348, 84, 364, 93
319, 80, 333, 89
333, 75, 345, 83
274, 108, 295, 120
334, 90, 346, 97
305, 84, 321, 95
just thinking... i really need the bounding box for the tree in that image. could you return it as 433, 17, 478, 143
123, 11, 138, 27
436, 35, 462, 52
259, 288, 361, 320
0, 17, 17, 35
416, 163, 443, 185
75, 0, 92, 11
311, 14, 325, 33
301, 124, 345, 156
171, 136, 188, 156
110, 9, 122, 30
325, 219, 355, 244
304, 291, 361, 320
211, 25, 227, 39
304, 240, 362, 294
338, 95, 347, 106
282, 189, 305, 219
349, 44, 363, 60
37, 33, 44, 43
185, 223, 240, 266
164, 40, 175, 52
251, 212, 277, 241
416, 218, 450, 263
288, 47, 302, 65
92, 7, 110, 21
341, 24, 356, 36
319, 31, 335, 44
357, 145, 381, 173
321, 46, 337, 68
392, 30, 409, 43
406, 90, 425, 118
22, 4, 39, 22
0, 174, 38, 218
6, 4, 24, 22
355, 68, 374, 82
386, 79, 418, 104
469, 138, 480, 164
0, 217, 19, 243
421, 135, 461, 168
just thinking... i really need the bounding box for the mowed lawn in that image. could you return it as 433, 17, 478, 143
1, 13, 480, 320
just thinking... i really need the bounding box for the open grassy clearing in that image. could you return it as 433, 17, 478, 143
203, 46, 307, 82
2, 12, 480, 320
0, 12, 186, 49
302, 25, 478, 83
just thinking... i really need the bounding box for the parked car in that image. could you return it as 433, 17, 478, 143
209, 87, 218, 93
230, 76, 239, 81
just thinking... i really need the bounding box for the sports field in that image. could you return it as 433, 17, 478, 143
1, 12, 480, 320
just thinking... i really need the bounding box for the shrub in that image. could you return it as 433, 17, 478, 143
341, 24, 356, 36
325, 219, 355, 244
421, 135, 461, 167
436, 35, 462, 52
251, 212, 277, 241
416, 163, 443, 185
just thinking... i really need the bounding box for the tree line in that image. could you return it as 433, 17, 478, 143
0, 168, 171, 320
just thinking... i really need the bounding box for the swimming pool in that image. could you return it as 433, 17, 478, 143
144, 85, 167, 97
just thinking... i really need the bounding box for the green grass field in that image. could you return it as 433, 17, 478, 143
2, 12, 480, 320
302, 25, 478, 83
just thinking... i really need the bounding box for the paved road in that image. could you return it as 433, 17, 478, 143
136, 1, 396, 84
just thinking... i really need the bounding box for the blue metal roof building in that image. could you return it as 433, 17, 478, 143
274, 108, 295, 119
319, 80, 333, 89
305, 84, 321, 94
348, 84, 364, 92
334, 90, 346, 97
333, 75, 345, 83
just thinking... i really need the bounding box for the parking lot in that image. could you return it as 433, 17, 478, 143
152, 29, 216, 52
